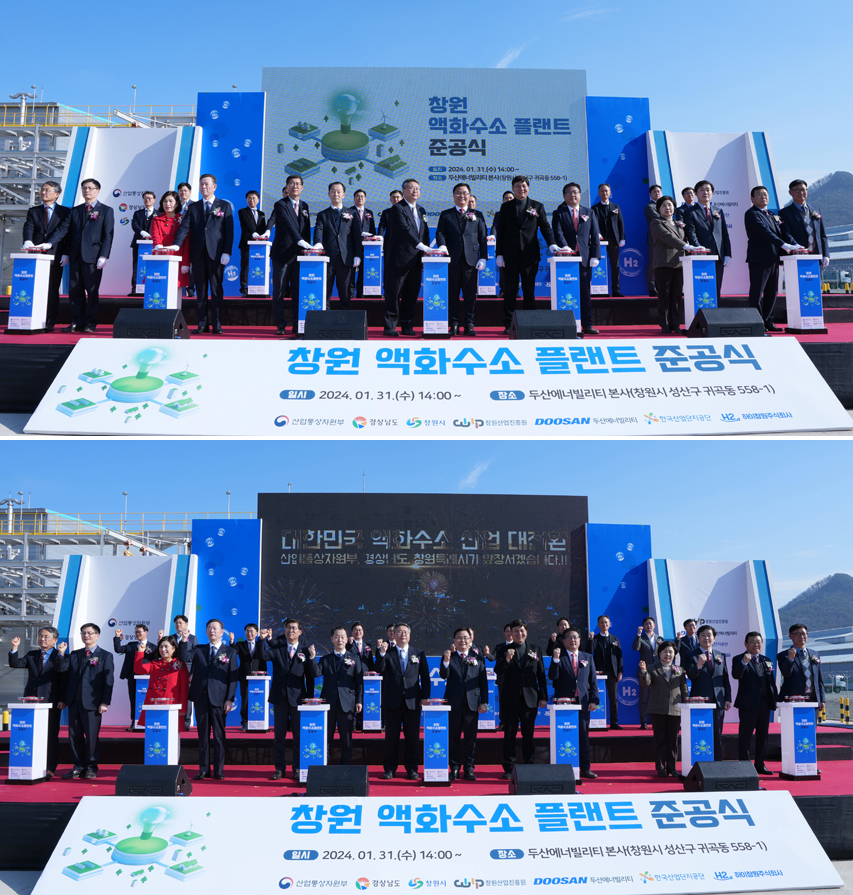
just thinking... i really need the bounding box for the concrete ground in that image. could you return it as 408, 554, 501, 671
1, 863, 851, 894
1, 412, 851, 437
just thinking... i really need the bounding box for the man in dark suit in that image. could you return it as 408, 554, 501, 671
491, 623, 513, 730
112, 624, 156, 730
348, 188, 376, 300
59, 623, 114, 779
8, 626, 68, 777
266, 174, 311, 335
586, 614, 623, 729
495, 175, 559, 335
177, 182, 196, 297
311, 626, 363, 765
745, 186, 798, 332
549, 628, 600, 779
440, 627, 488, 780
383, 179, 431, 337
347, 622, 374, 672
229, 623, 267, 731
684, 180, 732, 298
676, 187, 697, 223
179, 618, 238, 780
259, 618, 314, 780
645, 185, 663, 295
777, 623, 826, 712
552, 182, 602, 335
129, 191, 156, 295
313, 182, 362, 310
494, 618, 548, 779
686, 624, 732, 758
676, 618, 701, 670
591, 184, 626, 296
374, 622, 431, 779
779, 180, 830, 270
633, 617, 664, 729
61, 178, 114, 333
435, 182, 488, 336
173, 614, 197, 728
237, 190, 267, 297
21, 180, 72, 332
733, 631, 778, 774
173, 173, 234, 335
377, 190, 402, 239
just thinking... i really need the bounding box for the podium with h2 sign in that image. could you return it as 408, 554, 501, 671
143, 252, 182, 310
297, 254, 329, 335
6, 701, 53, 783
8, 253, 53, 333
144, 704, 181, 765
422, 254, 451, 337
682, 254, 718, 327
422, 702, 451, 784
590, 242, 609, 296
779, 701, 820, 780
246, 674, 271, 732
549, 701, 582, 781
363, 674, 382, 731
548, 254, 582, 334
247, 240, 272, 297
783, 255, 827, 334
361, 236, 383, 296
297, 702, 330, 783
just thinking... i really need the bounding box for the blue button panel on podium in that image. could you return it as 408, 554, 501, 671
423, 705, 451, 783
298, 704, 330, 783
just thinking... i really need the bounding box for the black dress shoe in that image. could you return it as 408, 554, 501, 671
213, 772, 225, 780
640, 722, 648, 730
83, 326, 96, 333
82, 769, 97, 779
502, 327, 511, 336
610, 724, 623, 730
755, 764, 773, 775
448, 769, 458, 781
240, 290, 249, 297
657, 770, 668, 778
450, 325, 459, 336
212, 326, 223, 334
127, 292, 137, 297
464, 327, 477, 337
406, 770, 420, 780
270, 770, 283, 780
464, 769, 477, 781
613, 291, 624, 297
44, 325, 55, 333
765, 322, 781, 332
193, 327, 209, 334
667, 769, 679, 777
580, 769, 598, 779
382, 329, 399, 337
193, 770, 211, 780
501, 771, 512, 780
187, 289, 196, 297
381, 771, 394, 779
401, 327, 416, 336
660, 326, 672, 334
582, 326, 600, 335
671, 327, 685, 335
62, 769, 82, 779
276, 327, 287, 335
61, 325, 77, 333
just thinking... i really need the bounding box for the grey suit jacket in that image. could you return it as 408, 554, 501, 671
640, 665, 689, 716
650, 218, 689, 269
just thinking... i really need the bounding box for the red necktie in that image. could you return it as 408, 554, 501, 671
705, 207, 711, 222
86, 649, 91, 657
572, 207, 578, 230
86, 205, 92, 214
571, 653, 577, 674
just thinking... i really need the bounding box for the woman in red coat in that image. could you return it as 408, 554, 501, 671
150, 190, 190, 289
134, 634, 189, 726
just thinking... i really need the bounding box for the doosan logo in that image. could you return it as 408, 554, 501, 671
534, 879, 588, 885
535, 417, 590, 425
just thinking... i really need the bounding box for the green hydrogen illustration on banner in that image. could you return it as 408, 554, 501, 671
107, 348, 167, 402
113, 806, 170, 865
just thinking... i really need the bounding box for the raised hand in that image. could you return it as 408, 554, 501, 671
483, 645, 490, 657
58, 642, 67, 655
443, 649, 452, 663
637, 626, 643, 636
505, 648, 516, 663
115, 627, 123, 638
11, 636, 20, 651
552, 648, 561, 661
158, 630, 164, 640
308, 644, 316, 659
638, 660, 646, 673
696, 653, 707, 668
229, 632, 235, 645
550, 632, 557, 642
787, 647, 797, 661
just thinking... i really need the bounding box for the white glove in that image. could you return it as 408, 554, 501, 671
438, 245, 449, 255
181, 265, 189, 275
782, 244, 796, 254
38, 243, 52, 250
22, 240, 34, 249
590, 258, 600, 268
353, 257, 361, 268
723, 256, 732, 267
251, 232, 260, 239
96, 257, 107, 270
496, 255, 505, 268
220, 254, 230, 265
166, 245, 180, 253
298, 240, 312, 250
548, 244, 561, 254
313, 243, 324, 252
154, 244, 164, 250
140, 231, 151, 239
60, 255, 69, 266
822, 256, 830, 268
618, 240, 625, 248
416, 242, 431, 253
475, 259, 486, 271
684, 245, 702, 253
261, 231, 271, 240
362, 231, 373, 238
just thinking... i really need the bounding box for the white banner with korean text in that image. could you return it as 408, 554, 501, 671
24, 337, 851, 436
34, 793, 840, 894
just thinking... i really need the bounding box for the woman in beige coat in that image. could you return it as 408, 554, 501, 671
639, 641, 689, 777
649, 196, 704, 334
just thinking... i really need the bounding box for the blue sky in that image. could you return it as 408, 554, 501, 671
2, 440, 850, 607
3, 0, 850, 190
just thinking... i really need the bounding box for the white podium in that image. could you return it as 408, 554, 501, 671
682, 254, 718, 327
8, 252, 53, 332
422, 703, 451, 784
478, 235, 497, 295
783, 254, 827, 334
7, 701, 52, 782
548, 254, 583, 333
246, 674, 271, 731
144, 703, 182, 765
549, 702, 582, 780
297, 703, 330, 783
135, 240, 153, 294
363, 673, 382, 731
591, 241, 609, 296
297, 255, 329, 334
142, 253, 182, 310
422, 255, 451, 337
779, 701, 820, 780
246, 240, 272, 297
361, 236, 384, 296
589, 675, 608, 729
679, 701, 716, 773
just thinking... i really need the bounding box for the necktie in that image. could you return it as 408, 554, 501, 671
705, 206, 711, 222
45, 206, 50, 227
86, 649, 91, 657
460, 652, 467, 660
249, 641, 254, 655
706, 650, 713, 672
205, 201, 211, 215
293, 201, 299, 218
799, 649, 813, 694
210, 646, 216, 659
253, 209, 257, 224
571, 653, 577, 675
802, 206, 815, 250
86, 205, 92, 215
40, 651, 46, 671
572, 207, 578, 230
400, 650, 407, 666
335, 653, 343, 672
289, 645, 295, 659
